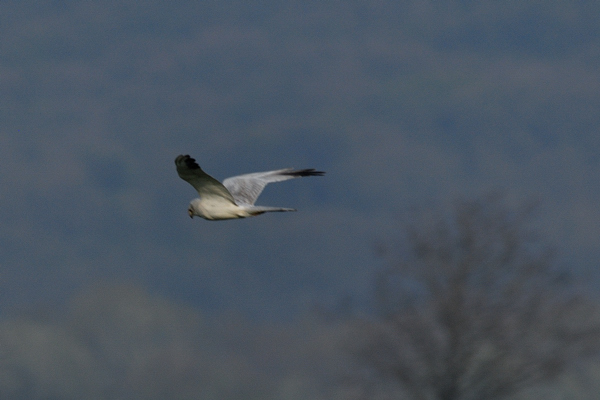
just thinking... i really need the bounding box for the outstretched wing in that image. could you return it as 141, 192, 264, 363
175, 155, 236, 204
223, 168, 325, 205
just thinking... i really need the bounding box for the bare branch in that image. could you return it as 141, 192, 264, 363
353, 194, 600, 400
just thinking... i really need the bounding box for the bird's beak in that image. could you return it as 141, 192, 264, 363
188, 209, 194, 219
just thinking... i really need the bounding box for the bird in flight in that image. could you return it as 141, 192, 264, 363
175, 154, 325, 220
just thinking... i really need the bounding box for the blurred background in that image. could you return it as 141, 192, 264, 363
1, 0, 600, 398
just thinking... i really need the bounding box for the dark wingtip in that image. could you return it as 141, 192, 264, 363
287, 168, 325, 177
176, 154, 201, 170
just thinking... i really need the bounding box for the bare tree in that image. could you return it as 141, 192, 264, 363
354, 194, 600, 400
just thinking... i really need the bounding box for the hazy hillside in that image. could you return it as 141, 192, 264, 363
0, 1, 600, 396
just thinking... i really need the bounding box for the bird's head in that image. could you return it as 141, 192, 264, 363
188, 198, 205, 219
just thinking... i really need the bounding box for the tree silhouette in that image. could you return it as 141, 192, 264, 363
354, 194, 600, 400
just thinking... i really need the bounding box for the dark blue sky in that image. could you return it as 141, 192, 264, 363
1, 0, 599, 318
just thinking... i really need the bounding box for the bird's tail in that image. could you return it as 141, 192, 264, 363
246, 206, 297, 215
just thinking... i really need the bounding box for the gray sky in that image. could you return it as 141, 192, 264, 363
1, 0, 599, 318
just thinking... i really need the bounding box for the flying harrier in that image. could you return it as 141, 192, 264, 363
175, 155, 325, 220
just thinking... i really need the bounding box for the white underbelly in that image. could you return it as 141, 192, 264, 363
198, 200, 251, 220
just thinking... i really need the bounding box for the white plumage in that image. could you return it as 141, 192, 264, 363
175, 155, 324, 220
